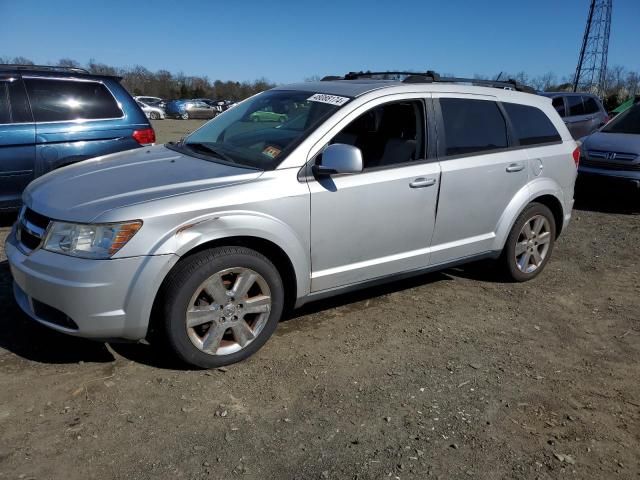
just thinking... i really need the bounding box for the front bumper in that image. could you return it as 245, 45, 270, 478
6, 229, 178, 340
578, 165, 640, 188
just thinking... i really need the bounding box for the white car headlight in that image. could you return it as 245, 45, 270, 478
43, 221, 142, 259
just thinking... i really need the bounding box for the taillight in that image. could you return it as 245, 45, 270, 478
132, 127, 156, 145
572, 147, 580, 167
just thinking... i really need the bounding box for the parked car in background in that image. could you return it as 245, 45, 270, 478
0, 64, 154, 210
6, 72, 578, 368
134, 96, 166, 109
193, 98, 225, 113
136, 100, 165, 120
165, 99, 219, 120
249, 108, 288, 122
541, 92, 608, 139
579, 101, 640, 190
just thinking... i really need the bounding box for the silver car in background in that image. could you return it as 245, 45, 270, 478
136, 100, 165, 120
542, 92, 609, 139
6, 74, 578, 368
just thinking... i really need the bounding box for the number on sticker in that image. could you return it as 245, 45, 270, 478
307, 93, 350, 106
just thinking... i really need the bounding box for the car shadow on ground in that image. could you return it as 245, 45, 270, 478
574, 180, 640, 215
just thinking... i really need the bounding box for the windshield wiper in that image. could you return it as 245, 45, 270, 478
185, 142, 237, 164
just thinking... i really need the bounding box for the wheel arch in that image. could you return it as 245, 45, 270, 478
494, 180, 566, 252
148, 234, 301, 342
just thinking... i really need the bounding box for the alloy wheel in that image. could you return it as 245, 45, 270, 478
514, 214, 552, 273
185, 267, 271, 356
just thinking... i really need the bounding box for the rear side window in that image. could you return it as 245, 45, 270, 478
440, 98, 508, 156
583, 96, 600, 115
503, 103, 561, 146
552, 97, 566, 117
567, 96, 585, 116
0, 80, 33, 124
24, 78, 123, 122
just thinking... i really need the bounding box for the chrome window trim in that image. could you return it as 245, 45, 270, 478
22, 76, 126, 123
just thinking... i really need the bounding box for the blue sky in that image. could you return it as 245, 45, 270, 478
2, 0, 638, 84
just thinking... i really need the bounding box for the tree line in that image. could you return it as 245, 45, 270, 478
1, 56, 276, 101
3, 56, 639, 111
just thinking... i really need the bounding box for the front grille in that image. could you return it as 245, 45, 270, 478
32, 299, 78, 330
17, 207, 51, 253
587, 150, 638, 162
581, 158, 640, 171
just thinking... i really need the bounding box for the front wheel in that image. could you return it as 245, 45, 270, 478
149, 111, 159, 120
501, 202, 556, 282
157, 247, 284, 368
181, 112, 190, 120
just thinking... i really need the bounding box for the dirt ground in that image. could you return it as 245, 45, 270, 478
0, 120, 638, 479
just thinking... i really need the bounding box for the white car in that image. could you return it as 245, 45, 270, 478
136, 100, 165, 120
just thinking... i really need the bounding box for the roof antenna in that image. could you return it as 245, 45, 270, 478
494, 72, 503, 81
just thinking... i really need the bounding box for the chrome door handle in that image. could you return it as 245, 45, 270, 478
506, 163, 525, 173
409, 177, 437, 188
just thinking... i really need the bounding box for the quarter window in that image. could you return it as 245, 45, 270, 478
503, 103, 561, 146
567, 96, 585, 116
0, 80, 33, 124
329, 100, 425, 169
24, 78, 123, 122
583, 96, 600, 115
439, 98, 508, 156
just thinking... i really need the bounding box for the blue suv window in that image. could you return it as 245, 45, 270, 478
0, 80, 32, 124
24, 78, 123, 122
0, 83, 9, 124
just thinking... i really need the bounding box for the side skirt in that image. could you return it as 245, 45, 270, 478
294, 250, 501, 308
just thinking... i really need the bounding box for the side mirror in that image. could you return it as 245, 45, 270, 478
313, 143, 363, 176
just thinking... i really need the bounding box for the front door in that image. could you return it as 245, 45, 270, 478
308, 97, 440, 292
0, 77, 35, 209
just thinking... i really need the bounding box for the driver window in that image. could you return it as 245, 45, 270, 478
330, 100, 425, 169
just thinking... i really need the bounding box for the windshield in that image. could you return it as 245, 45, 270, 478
177, 90, 350, 169
602, 103, 640, 135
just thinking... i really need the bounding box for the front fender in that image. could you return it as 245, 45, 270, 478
158, 210, 311, 299
492, 177, 565, 252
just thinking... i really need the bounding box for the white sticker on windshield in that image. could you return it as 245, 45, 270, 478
307, 93, 350, 106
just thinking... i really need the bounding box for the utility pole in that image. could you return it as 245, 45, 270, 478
573, 0, 612, 95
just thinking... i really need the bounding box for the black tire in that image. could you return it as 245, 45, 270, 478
156, 247, 284, 368
181, 112, 190, 120
501, 202, 556, 282
149, 111, 159, 120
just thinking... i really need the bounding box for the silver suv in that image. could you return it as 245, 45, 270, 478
6, 72, 579, 368
541, 92, 609, 139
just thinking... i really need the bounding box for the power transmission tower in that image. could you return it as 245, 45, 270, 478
573, 0, 612, 95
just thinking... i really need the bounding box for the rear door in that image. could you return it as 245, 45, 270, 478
0, 76, 35, 209
430, 94, 529, 264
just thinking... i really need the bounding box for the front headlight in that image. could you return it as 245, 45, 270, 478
43, 221, 142, 259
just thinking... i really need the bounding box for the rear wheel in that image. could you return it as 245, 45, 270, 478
181, 112, 190, 120
157, 247, 284, 368
149, 111, 159, 120
501, 202, 556, 282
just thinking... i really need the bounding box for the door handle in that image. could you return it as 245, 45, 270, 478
409, 177, 437, 188
506, 163, 525, 173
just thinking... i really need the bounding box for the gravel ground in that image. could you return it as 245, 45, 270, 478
0, 120, 638, 479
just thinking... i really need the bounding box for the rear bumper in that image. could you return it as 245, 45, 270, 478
6, 229, 178, 340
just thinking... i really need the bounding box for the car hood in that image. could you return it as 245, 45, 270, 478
24, 145, 262, 222
582, 131, 640, 154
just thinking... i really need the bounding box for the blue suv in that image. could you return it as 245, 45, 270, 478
0, 65, 155, 210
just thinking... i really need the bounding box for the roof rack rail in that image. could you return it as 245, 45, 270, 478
323, 70, 535, 94
0, 64, 90, 74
